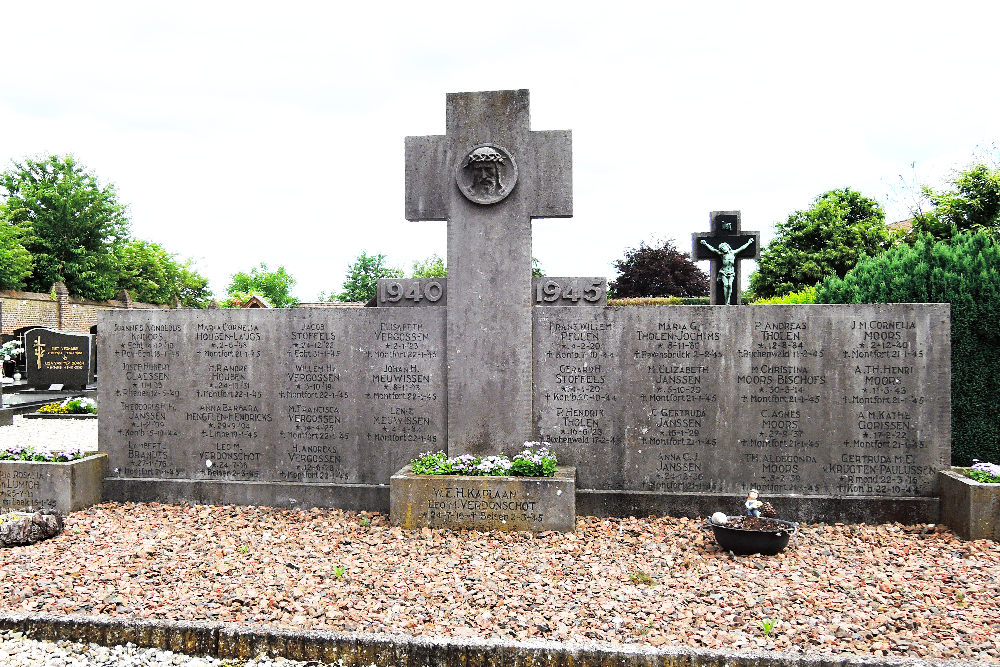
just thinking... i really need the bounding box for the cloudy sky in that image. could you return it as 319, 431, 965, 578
2, 1, 997, 301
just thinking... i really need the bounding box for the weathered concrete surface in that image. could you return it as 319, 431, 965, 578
0, 454, 106, 513
390, 466, 575, 532
577, 489, 940, 525
0, 511, 63, 547
103, 478, 389, 512
375, 278, 447, 307
0, 612, 982, 666
939, 468, 1000, 540
98, 307, 445, 492
405, 89, 572, 457
0, 408, 12, 426
534, 304, 951, 524
533, 277, 607, 306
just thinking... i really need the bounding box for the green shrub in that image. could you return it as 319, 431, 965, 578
751, 285, 818, 305
816, 231, 1000, 465
608, 296, 710, 306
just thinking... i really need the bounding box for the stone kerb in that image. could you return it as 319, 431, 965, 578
390, 466, 576, 532
938, 468, 1000, 540
0, 453, 107, 514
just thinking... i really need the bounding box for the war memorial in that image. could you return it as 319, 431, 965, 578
98, 89, 951, 524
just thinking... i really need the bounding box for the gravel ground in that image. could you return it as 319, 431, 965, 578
0, 418, 996, 663
0, 630, 319, 666
0, 503, 996, 664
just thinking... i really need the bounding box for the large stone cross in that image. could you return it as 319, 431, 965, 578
691, 210, 760, 305
405, 89, 572, 455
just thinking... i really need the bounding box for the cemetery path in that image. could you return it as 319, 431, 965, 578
0, 414, 98, 453
0, 503, 996, 663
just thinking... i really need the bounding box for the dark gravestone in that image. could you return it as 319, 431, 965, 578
24, 328, 95, 390
691, 211, 760, 305
405, 89, 572, 455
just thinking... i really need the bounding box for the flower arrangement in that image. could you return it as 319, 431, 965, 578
963, 460, 1000, 484
37, 398, 97, 415
410, 442, 558, 477
0, 340, 24, 361
0, 444, 86, 462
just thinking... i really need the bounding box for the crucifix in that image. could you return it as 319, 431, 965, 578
691, 210, 760, 305
405, 89, 572, 455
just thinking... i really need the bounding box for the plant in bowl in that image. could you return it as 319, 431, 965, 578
707, 489, 798, 555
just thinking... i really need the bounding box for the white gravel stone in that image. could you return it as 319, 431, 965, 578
0, 631, 323, 666
0, 414, 98, 453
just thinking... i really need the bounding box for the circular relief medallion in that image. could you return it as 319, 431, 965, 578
455, 143, 518, 205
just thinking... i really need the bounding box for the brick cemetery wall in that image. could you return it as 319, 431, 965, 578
1, 284, 170, 335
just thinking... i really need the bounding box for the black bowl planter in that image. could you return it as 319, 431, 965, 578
707, 516, 798, 555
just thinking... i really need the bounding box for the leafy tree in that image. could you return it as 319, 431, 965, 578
114, 239, 211, 307
0, 155, 130, 300
749, 188, 897, 300
608, 239, 709, 298
224, 263, 298, 308
411, 253, 447, 278
816, 231, 1000, 466
334, 251, 403, 302
0, 222, 33, 289
910, 163, 1000, 240
408, 253, 543, 278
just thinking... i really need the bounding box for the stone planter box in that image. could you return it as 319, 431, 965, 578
939, 468, 1000, 541
23, 413, 98, 420
390, 466, 575, 532
0, 453, 107, 514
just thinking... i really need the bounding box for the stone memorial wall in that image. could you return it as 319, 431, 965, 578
100, 308, 446, 507
532, 304, 950, 520
98, 89, 952, 523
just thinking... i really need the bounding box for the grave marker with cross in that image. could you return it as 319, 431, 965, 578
691, 210, 760, 305
405, 89, 572, 455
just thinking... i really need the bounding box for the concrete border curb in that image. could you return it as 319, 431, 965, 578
0, 612, 981, 666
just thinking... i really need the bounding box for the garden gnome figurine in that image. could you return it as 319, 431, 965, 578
745, 489, 763, 517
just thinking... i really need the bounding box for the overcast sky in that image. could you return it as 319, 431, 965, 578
2, 1, 997, 301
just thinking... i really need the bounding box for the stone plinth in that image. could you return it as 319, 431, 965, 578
939, 468, 1000, 541
390, 466, 575, 532
0, 454, 107, 513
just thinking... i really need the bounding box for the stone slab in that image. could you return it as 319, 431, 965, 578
0, 409, 11, 427
533, 304, 951, 518
390, 466, 575, 532
0, 454, 107, 513
0, 612, 984, 666
532, 277, 607, 306
98, 307, 445, 492
938, 468, 1000, 540
23, 328, 95, 390
102, 478, 389, 512
376, 278, 446, 307
576, 490, 940, 525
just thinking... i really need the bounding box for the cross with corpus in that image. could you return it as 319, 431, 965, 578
405, 89, 572, 455
691, 210, 760, 305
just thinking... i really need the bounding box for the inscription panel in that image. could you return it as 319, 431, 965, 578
533, 304, 950, 496
99, 308, 446, 486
